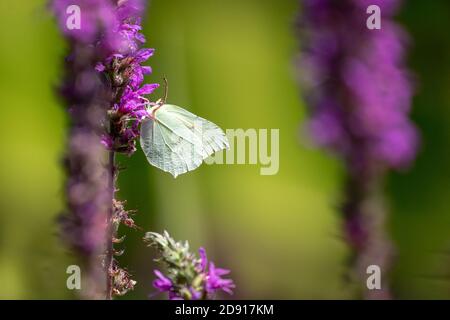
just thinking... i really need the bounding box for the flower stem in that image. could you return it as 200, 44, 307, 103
106, 149, 116, 300
344, 170, 394, 299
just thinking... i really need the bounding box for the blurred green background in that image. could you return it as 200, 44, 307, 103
0, 0, 449, 299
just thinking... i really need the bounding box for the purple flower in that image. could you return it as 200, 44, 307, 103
198, 247, 235, 296
147, 232, 235, 300
298, 0, 417, 299
198, 247, 208, 272
97, 8, 158, 155
51, 0, 116, 44
205, 263, 235, 295
300, 0, 418, 170
53, 0, 159, 156
52, 0, 113, 255
52, 0, 156, 298
95, 63, 106, 72
153, 270, 173, 292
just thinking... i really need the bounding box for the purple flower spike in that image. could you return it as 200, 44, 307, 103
52, 0, 158, 299
300, 0, 418, 171
298, 0, 418, 299
53, 0, 160, 156
145, 232, 235, 300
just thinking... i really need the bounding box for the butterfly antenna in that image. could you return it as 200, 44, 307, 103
163, 77, 168, 103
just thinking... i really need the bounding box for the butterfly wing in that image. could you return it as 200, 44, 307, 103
140, 104, 229, 178
161, 104, 230, 159
140, 118, 202, 178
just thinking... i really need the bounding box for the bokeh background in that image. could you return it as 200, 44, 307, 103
0, 0, 449, 299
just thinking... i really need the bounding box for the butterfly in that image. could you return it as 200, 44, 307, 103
140, 80, 229, 178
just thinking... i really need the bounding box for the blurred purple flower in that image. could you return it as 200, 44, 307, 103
52, 0, 157, 298
51, 0, 116, 45
300, 0, 418, 170
52, 0, 114, 261
299, 0, 418, 299
52, 0, 159, 156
